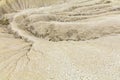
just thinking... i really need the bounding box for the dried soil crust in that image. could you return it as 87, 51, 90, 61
0, 0, 120, 80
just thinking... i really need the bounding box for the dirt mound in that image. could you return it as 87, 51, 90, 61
7, 0, 120, 42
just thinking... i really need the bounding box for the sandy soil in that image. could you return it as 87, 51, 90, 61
0, 0, 120, 80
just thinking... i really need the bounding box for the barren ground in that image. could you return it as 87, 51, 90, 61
0, 0, 120, 80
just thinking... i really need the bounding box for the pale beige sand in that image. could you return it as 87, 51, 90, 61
0, 0, 120, 80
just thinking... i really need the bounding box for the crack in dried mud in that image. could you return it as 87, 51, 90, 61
6, 43, 32, 80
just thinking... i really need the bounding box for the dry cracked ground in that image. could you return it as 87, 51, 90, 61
0, 0, 120, 80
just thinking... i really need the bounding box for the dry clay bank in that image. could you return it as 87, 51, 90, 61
0, 0, 120, 80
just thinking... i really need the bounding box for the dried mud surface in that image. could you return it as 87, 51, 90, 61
0, 0, 120, 80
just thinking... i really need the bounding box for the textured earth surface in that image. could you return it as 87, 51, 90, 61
0, 0, 120, 80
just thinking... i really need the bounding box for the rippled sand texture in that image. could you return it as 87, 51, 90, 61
0, 0, 120, 80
